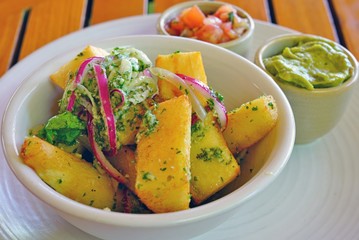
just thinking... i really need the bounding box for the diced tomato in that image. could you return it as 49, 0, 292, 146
214, 4, 236, 22
169, 17, 186, 34
165, 4, 248, 44
179, 5, 206, 29
195, 24, 224, 44
165, 24, 181, 36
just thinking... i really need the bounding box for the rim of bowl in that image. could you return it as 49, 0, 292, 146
2, 34, 294, 228
157, 0, 255, 48
254, 33, 359, 95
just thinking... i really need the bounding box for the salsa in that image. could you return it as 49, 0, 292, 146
264, 37, 354, 90
165, 4, 249, 44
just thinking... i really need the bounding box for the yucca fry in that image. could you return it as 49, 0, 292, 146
21, 136, 117, 209
223, 95, 278, 154
50, 45, 109, 89
190, 112, 240, 204
135, 95, 192, 213
155, 51, 207, 100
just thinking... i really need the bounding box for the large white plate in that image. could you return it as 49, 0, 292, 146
1, 14, 358, 240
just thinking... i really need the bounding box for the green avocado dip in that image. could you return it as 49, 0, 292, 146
264, 37, 354, 90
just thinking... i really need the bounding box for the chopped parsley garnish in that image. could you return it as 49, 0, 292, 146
212, 88, 224, 103
228, 12, 235, 23
207, 98, 215, 110
196, 147, 223, 161
142, 172, 156, 181
142, 110, 158, 136
268, 102, 274, 109
191, 120, 206, 142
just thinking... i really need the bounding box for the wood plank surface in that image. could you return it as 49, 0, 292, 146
222, 0, 270, 21
19, 0, 86, 60
0, 0, 44, 15
272, 0, 337, 41
91, 0, 146, 25
153, 0, 269, 21
153, 0, 187, 13
0, 12, 23, 76
332, 0, 359, 60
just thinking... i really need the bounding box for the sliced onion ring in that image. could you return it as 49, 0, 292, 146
148, 67, 207, 121
87, 114, 127, 184
67, 57, 104, 111
93, 64, 117, 156
176, 73, 228, 130
143, 68, 152, 77
110, 88, 126, 110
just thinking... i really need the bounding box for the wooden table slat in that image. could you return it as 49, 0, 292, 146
272, 0, 337, 41
223, 0, 270, 22
332, 0, 359, 60
91, 0, 146, 25
153, 0, 270, 21
153, 0, 187, 13
19, 0, 87, 60
0, 12, 23, 76
0, 0, 44, 16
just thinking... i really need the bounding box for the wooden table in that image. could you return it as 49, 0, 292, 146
1, 0, 358, 77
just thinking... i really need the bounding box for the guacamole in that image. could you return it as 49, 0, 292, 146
264, 37, 354, 90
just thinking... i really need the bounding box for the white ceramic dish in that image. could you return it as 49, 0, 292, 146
255, 33, 358, 144
1, 14, 359, 240
1, 34, 294, 239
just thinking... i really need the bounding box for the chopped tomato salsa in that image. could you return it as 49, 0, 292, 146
165, 4, 249, 44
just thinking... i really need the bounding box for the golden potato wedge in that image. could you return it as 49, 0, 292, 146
223, 95, 278, 154
155, 51, 207, 100
156, 51, 207, 83
190, 111, 240, 205
50, 45, 109, 89
21, 136, 117, 209
135, 95, 192, 213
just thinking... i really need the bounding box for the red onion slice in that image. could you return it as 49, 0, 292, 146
67, 57, 104, 111
176, 73, 228, 130
148, 67, 207, 121
110, 88, 126, 110
87, 114, 127, 183
143, 68, 152, 77
93, 64, 117, 156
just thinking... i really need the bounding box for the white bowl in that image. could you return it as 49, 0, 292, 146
255, 33, 359, 144
157, 1, 255, 57
2, 35, 295, 240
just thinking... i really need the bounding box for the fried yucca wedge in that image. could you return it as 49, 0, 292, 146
190, 112, 240, 204
223, 95, 278, 154
50, 45, 109, 89
135, 95, 192, 213
155, 51, 207, 100
21, 136, 117, 209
